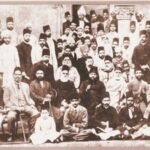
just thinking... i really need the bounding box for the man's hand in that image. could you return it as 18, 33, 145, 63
86, 85, 91, 91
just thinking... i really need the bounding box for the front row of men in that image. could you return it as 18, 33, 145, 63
2, 66, 150, 144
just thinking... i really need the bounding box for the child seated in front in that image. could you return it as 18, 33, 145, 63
30, 104, 63, 145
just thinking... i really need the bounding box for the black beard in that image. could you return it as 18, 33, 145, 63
85, 31, 90, 34
24, 39, 30, 43
7, 27, 13, 31
89, 77, 97, 83
46, 34, 51, 38
36, 77, 44, 81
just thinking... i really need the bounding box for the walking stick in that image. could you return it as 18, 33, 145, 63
49, 100, 54, 117
19, 113, 27, 142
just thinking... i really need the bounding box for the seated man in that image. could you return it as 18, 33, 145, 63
79, 66, 106, 127
119, 91, 144, 139
61, 92, 93, 141
30, 66, 55, 111
3, 67, 39, 141
128, 67, 150, 114
93, 92, 121, 140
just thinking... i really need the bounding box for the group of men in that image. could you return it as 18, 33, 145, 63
0, 5, 150, 142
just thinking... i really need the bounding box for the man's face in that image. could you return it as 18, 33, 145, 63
135, 70, 143, 80
89, 72, 97, 80
64, 28, 70, 35
14, 70, 22, 83
84, 26, 90, 34
97, 30, 104, 37
98, 50, 105, 59
103, 12, 109, 21
123, 63, 130, 72
42, 55, 50, 63
85, 58, 93, 67
91, 14, 97, 22
45, 29, 51, 38
130, 25, 136, 33
84, 39, 91, 47
78, 14, 84, 20
91, 42, 97, 51
102, 97, 110, 109
114, 69, 122, 80
123, 40, 130, 49
7, 22, 14, 31
82, 48, 89, 57
126, 97, 134, 107
36, 70, 44, 81
57, 42, 63, 50
70, 99, 80, 108
62, 57, 72, 67
105, 60, 113, 71
140, 34, 147, 44
115, 51, 122, 58
70, 23, 77, 31
77, 28, 84, 37
61, 70, 69, 82
39, 39, 46, 48
112, 41, 119, 48
146, 24, 150, 32
23, 33, 31, 43
110, 24, 116, 32
4, 36, 11, 44
64, 48, 71, 54
66, 15, 72, 21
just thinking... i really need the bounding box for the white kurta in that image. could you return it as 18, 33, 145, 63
30, 116, 61, 145
0, 44, 20, 86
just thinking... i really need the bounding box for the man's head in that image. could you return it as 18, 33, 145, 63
43, 25, 51, 38
103, 9, 109, 21
77, 6, 86, 20
65, 11, 71, 22
64, 27, 71, 36
42, 48, 50, 63
13, 67, 22, 83
135, 11, 144, 22
123, 37, 130, 49
6, 17, 14, 31
110, 20, 117, 32
62, 54, 72, 67
84, 36, 91, 48
104, 55, 113, 71
98, 46, 105, 59
130, 21, 136, 33
77, 27, 84, 37
139, 30, 148, 45
70, 21, 77, 31
69, 92, 80, 108
89, 66, 98, 81
126, 92, 134, 108
122, 61, 130, 72
80, 45, 89, 57
97, 23, 104, 36
35, 67, 45, 81
60, 65, 69, 82
135, 67, 143, 80
23, 28, 31, 43
39, 33, 47, 48
112, 38, 119, 48
114, 66, 123, 80
85, 56, 93, 68
115, 47, 122, 59
1, 30, 11, 44
90, 38, 97, 51
84, 25, 91, 34
57, 38, 63, 51
102, 92, 110, 109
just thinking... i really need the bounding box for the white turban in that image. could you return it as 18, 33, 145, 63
77, 6, 86, 16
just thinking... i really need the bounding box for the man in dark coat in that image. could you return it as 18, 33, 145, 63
63, 11, 72, 34
79, 66, 106, 127
31, 48, 54, 85
16, 28, 32, 82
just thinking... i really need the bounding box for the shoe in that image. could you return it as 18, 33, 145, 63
7, 136, 13, 142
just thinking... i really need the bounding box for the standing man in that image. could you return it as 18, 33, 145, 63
0, 30, 20, 86
2, 16, 18, 46
17, 28, 32, 82
3, 67, 39, 142
43, 25, 58, 73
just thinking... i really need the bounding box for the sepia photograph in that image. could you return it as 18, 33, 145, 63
0, 0, 150, 149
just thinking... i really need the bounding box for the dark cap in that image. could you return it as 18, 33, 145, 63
102, 92, 110, 99
97, 23, 104, 32
89, 66, 98, 74
39, 33, 47, 40
42, 48, 50, 56
23, 28, 31, 35
6, 17, 14, 23
43, 25, 50, 32
105, 55, 112, 62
